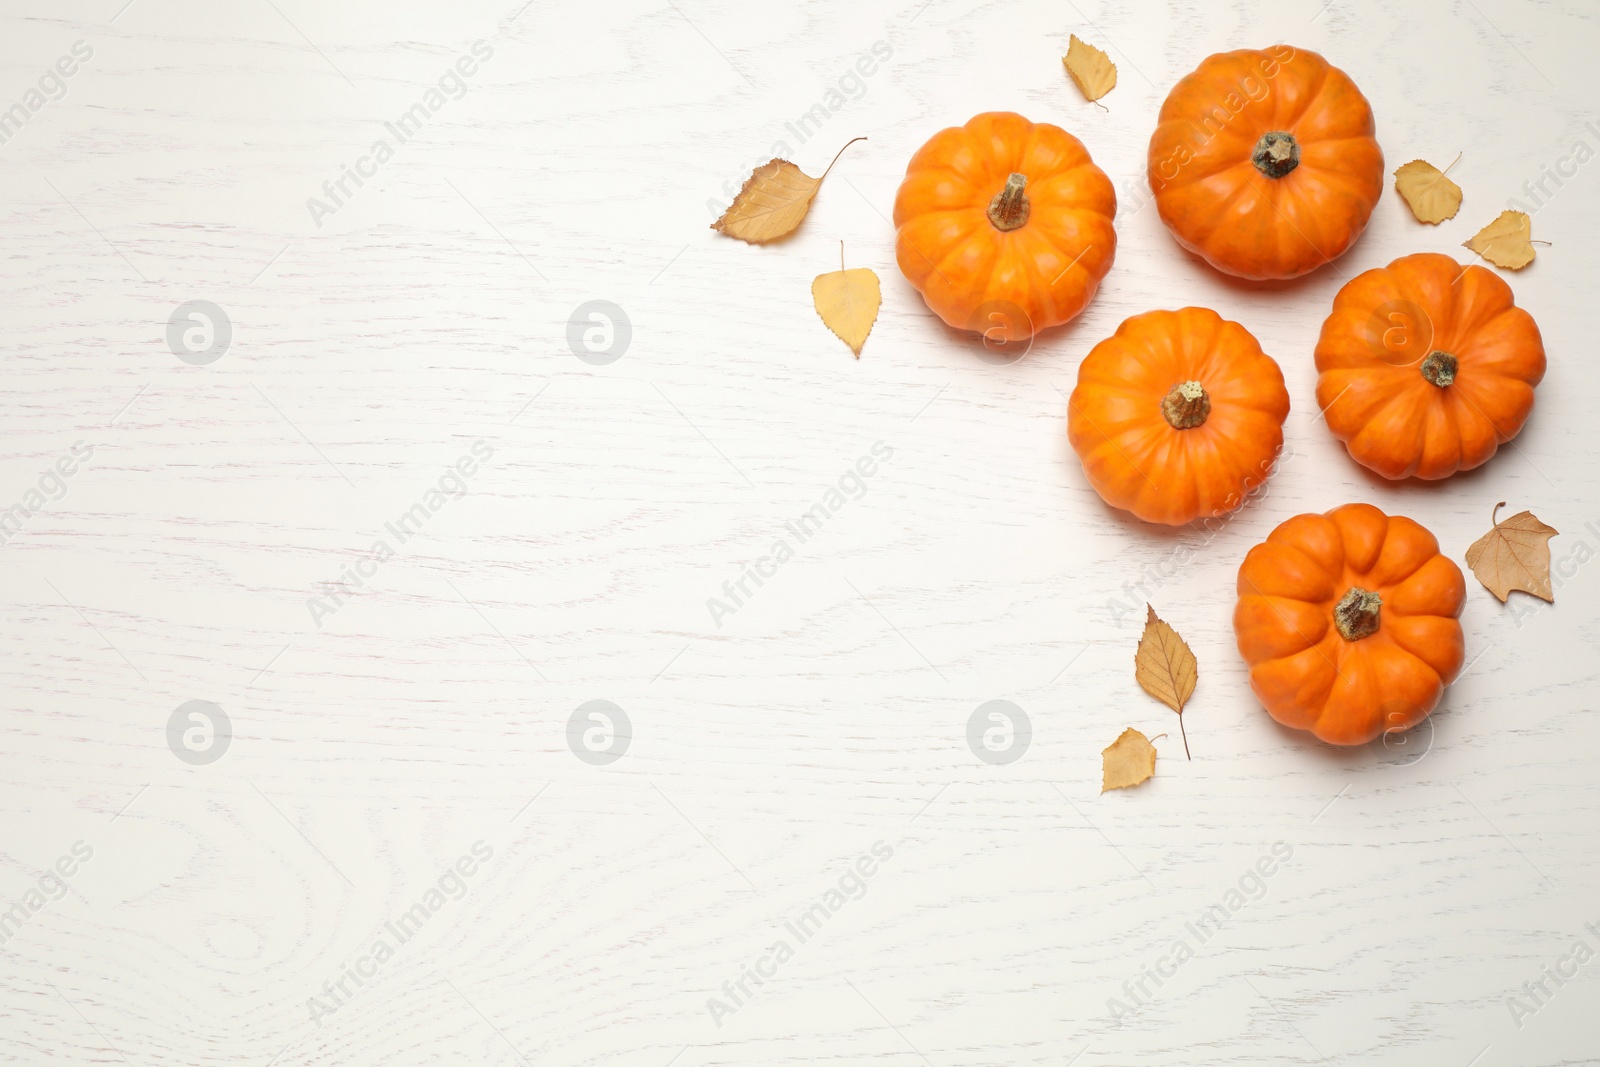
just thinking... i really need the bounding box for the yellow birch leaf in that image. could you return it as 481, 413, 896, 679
812, 252, 881, 357
1102, 727, 1157, 792
1135, 605, 1197, 758
1464, 501, 1558, 603
1394, 158, 1463, 224
710, 138, 864, 244
1063, 35, 1116, 103
1464, 210, 1536, 270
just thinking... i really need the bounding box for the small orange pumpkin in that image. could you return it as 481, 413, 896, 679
893, 112, 1116, 344
1068, 308, 1290, 526
1235, 503, 1465, 746
1315, 252, 1546, 480
1147, 46, 1383, 280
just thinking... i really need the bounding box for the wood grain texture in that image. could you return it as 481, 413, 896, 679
1, 1, 1598, 1065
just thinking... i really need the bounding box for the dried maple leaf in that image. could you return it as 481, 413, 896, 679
1135, 605, 1196, 758
1063, 34, 1116, 104
1464, 210, 1536, 270
1102, 727, 1156, 792
1465, 501, 1558, 603
1394, 156, 1462, 224
811, 243, 880, 357
710, 137, 864, 244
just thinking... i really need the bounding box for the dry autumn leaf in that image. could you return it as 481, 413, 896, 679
1465, 501, 1559, 603
1464, 209, 1536, 270
1101, 727, 1156, 792
1063, 34, 1117, 104
811, 242, 880, 357
1394, 156, 1463, 224
710, 137, 864, 244
1135, 605, 1197, 758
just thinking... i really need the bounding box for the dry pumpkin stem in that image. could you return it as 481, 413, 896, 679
1252, 131, 1300, 178
1420, 350, 1458, 387
987, 172, 1030, 231
1161, 381, 1211, 429
1334, 587, 1382, 641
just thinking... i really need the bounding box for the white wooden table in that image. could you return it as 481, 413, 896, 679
2, 1, 1597, 1064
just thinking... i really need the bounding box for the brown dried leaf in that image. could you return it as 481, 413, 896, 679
1465, 502, 1558, 603
1464, 210, 1536, 270
1394, 158, 1462, 224
1101, 727, 1156, 792
1063, 34, 1116, 103
1135, 605, 1196, 758
710, 138, 864, 244
812, 261, 881, 358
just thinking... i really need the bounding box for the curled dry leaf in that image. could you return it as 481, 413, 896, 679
1101, 727, 1156, 792
812, 243, 881, 357
1464, 209, 1536, 270
1063, 34, 1117, 103
1135, 605, 1197, 758
1394, 157, 1462, 224
710, 137, 865, 244
1465, 501, 1558, 603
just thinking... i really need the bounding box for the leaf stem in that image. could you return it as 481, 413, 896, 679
1178, 714, 1190, 760
819, 136, 867, 180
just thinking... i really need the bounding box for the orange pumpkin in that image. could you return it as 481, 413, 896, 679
1068, 308, 1290, 526
1235, 503, 1465, 746
893, 112, 1116, 344
1147, 46, 1383, 280
1315, 252, 1546, 480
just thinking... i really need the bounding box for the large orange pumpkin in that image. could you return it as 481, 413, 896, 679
893, 112, 1116, 344
1315, 252, 1546, 480
1147, 46, 1383, 280
1234, 503, 1466, 746
1068, 308, 1290, 526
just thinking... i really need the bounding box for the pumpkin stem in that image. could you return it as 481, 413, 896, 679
1252, 131, 1300, 178
1420, 350, 1458, 387
1161, 381, 1211, 429
987, 172, 1031, 232
1334, 587, 1382, 641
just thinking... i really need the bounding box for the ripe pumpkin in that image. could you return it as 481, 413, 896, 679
1147, 46, 1383, 280
1067, 308, 1290, 526
1315, 252, 1546, 480
1234, 503, 1466, 746
893, 111, 1116, 344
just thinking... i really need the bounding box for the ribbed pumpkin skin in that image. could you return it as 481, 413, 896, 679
1234, 503, 1466, 746
1315, 253, 1546, 480
1147, 46, 1383, 280
893, 112, 1116, 342
1067, 307, 1290, 526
